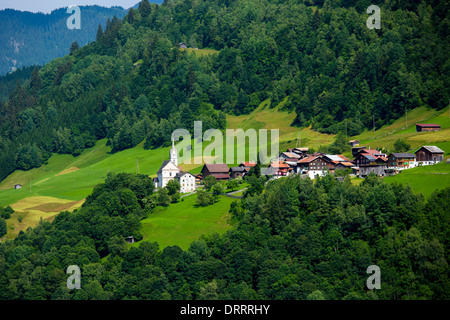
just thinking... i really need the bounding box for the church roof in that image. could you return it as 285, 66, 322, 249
157, 160, 178, 174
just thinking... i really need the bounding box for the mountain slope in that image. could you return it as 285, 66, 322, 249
0, 6, 129, 75
0, 0, 448, 184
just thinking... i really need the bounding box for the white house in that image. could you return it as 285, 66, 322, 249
176, 172, 196, 193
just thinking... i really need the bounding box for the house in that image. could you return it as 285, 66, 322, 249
267, 161, 292, 178
292, 147, 309, 156
359, 163, 387, 178
176, 172, 196, 193
354, 153, 377, 167
307, 157, 329, 178
296, 156, 318, 173
280, 152, 301, 160
375, 156, 388, 166
349, 140, 360, 147
239, 161, 256, 168
194, 174, 203, 185
296, 156, 328, 178
125, 236, 135, 244
352, 146, 367, 158
201, 163, 230, 180
279, 152, 302, 168
239, 161, 256, 173
387, 153, 417, 170
322, 154, 349, 171
415, 124, 441, 132
355, 150, 387, 178
14, 184, 22, 189
335, 161, 355, 171
179, 42, 187, 49
359, 148, 387, 158
229, 167, 247, 179
414, 146, 444, 165
354, 149, 386, 167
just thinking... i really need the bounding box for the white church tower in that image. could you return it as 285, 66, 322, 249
155, 136, 180, 189
170, 136, 178, 167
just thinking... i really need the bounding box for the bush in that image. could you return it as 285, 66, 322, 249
0, 218, 7, 237
196, 190, 215, 207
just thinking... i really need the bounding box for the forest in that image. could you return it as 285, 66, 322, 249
0, 0, 449, 183
0, 171, 448, 300
0, 6, 129, 75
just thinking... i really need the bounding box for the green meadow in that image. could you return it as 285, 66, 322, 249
384, 162, 450, 198
351, 106, 450, 157
137, 194, 235, 250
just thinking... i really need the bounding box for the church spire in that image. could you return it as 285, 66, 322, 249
170, 135, 178, 166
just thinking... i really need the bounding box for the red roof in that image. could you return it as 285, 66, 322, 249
270, 161, 290, 168
415, 123, 441, 128
240, 161, 256, 167
361, 149, 381, 155
339, 162, 355, 167
297, 156, 319, 164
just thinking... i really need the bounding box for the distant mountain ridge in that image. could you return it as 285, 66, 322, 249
0, 5, 131, 75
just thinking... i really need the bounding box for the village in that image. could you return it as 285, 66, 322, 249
153, 124, 446, 194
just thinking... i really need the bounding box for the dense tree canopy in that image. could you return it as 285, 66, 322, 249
0, 172, 448, 300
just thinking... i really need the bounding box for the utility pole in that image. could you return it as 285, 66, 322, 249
296, 131, 301, 148
373, 115, 375, 132
405, 106, 407, 129
317, 132, 319, 150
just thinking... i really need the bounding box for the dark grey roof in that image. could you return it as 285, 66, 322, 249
176, 172, 193, 178
363, 154, 376, 161
390, 153, 416, 158
230, 167, 246, 172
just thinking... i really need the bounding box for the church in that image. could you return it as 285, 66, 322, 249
153, 138, 196, 193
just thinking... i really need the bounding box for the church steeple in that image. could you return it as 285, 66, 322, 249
170, 136, 178, 166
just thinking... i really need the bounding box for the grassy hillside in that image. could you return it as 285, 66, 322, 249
384, 162, 450, 198
226, 98, 336, 152
137, 193, 234, 250
351, 106, 450, 158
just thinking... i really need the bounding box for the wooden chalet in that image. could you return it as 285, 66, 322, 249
387, 153, 417, 170
414, 146, 444, 164
201, 163, 230, 180
415, 124, 441, 132
229, 166, 247, 179
268, 161, 292, 177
